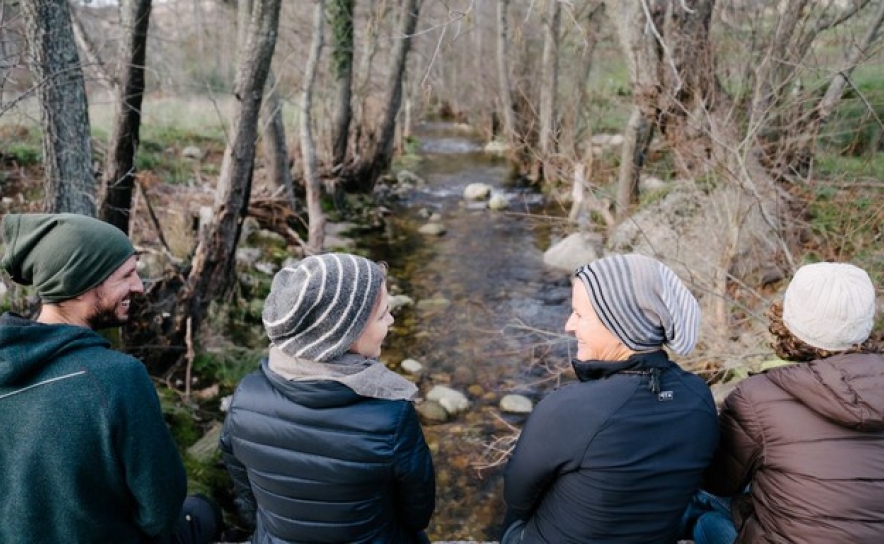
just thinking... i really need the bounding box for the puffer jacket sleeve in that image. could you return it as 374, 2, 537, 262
219, 412, 257, 530
392, 402, 435, 532
703, 383, 763, 497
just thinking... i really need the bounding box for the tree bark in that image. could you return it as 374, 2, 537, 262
496, 0, 516, 147
538, 0, 561, 159
569, 2, 605, 156
22, 0, 95, 215
301, 0, 326, 253
615, 106, 654, 217
329, 0, 355, 171
604, 0, 663, 214
238, 0, 295, 207
260, 71, 296, 208
356, 0, 420, 189
98, 0, 152, 234
354, 1, 387, 130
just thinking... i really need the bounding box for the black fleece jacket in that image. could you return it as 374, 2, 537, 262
504, 350, 718, 543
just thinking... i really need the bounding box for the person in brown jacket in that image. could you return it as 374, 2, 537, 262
686, 262, 884, 544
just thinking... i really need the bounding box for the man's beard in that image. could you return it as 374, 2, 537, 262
86, 293, 128, 330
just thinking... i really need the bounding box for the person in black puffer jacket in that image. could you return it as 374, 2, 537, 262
220, 253, 435, 544
501, 254, 719, 543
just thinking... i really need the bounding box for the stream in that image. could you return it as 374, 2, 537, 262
358, 123, 577, 540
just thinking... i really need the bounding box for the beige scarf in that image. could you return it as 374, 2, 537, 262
268, 346, 418, 401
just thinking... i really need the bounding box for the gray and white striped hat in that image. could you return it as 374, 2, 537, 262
574, 254, 700, 356
263, 253, 384, 362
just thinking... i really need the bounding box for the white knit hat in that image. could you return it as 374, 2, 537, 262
263, 253, 384, 362
783, 262, 876, 351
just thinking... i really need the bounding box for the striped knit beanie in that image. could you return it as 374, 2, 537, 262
263, 253, 384, 362
574, 254, 700, 356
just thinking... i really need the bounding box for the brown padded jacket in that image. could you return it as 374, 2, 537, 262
704, 352, 884, 543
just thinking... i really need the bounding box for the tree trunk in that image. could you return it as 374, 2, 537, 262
604, 0, 663, 210
538, 0, 561, 159
570, 2, 605, 156
329, 0, 355, 171
354, 1, 387, 129
355, 0, 421, 189
615, 106, 654, 218
22, 0, 95, 215
261, 72, 296, 209
68, 0, 117, 93
239, 0, 295, 207
156, 0, 281, 372
301, 0, 326, 254
98, 0, 151, 234
496, 0, 516, 147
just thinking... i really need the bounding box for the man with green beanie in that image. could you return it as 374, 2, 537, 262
0, 213, 221, 543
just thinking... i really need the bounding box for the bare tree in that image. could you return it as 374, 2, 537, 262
260, 71, 296, 206
496, 0, 517, 147
538, 0, 561, 160
301, 0, 326, 253
98, 0, 152, 234
353, 0, 421, 190
605, 0, 662, 218
329, 0, 355, 171
237, 0, 295, 207
138, 0, 283, 373
353, 0, 390, 136
565, 1, 605, 156
22, 0, 95, 215
68, 0, 116, 93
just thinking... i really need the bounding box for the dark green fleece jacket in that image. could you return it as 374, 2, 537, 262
0, 312, 186, 543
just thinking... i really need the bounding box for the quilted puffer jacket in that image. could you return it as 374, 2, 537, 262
220, 359, 435, 544
704, 353, 884, 543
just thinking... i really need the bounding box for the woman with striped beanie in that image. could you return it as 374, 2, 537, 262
502, 253, 719, 543
220, 253, 435, 543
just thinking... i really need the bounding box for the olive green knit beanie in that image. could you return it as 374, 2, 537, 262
1, 213, 135, 302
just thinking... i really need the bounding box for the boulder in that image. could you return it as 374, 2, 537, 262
488, 193, 510, 210
543, 231, 604, 271
463, 183, 493, 201
426, 385, 470, 416
419, 222, 447, 236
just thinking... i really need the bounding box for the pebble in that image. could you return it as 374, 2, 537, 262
401, 358, 424, 374
427, 385, 470, 415
499, 394, 533, 414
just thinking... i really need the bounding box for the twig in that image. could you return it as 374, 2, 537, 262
185, 316, 194, 402
474, 414, 521, 473
136, 179, 172, 255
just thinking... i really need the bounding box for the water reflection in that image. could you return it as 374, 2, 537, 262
360, 124, 576, 539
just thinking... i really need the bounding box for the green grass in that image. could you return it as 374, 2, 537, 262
193, 348, 263, 393
0, 125, 42, 166
815, 153, 884, 181
2, 141, 42, 166
133, 125, 226, 185
801, 179, 884, 265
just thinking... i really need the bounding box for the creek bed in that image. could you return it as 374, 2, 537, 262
358, 123, 575, 540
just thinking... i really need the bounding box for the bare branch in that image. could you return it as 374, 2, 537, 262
68, 0, 117, 92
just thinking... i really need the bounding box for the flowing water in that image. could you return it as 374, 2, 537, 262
358, 123, 577, 540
